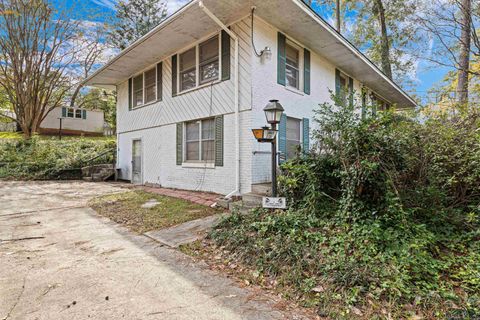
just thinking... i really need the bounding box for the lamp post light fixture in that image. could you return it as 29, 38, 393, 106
252, 99, 284, 198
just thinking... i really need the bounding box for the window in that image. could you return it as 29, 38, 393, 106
144, 68, 156, 104
285, 42, 300, 89
371, 94, 391, 111
130, 65, 161, 109
199, 36, 219, 84
184, 118, 215, 162
178, 35, 220, 93
180, 47, 196, 92
64, 107, 84, 119
133, 74, 143, 107
286, 117, 301, 159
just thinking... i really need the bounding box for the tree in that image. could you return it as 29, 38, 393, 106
76, 88, 117, 131
0, 0, 79, 138
109, 0, 168, 50
69, 22, 109, 109
351, 0, 420, 82
415, 0, 479, 106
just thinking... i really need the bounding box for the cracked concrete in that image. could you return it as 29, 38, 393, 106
0, 181, 304, 320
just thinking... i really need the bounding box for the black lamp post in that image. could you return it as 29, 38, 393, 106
251, 100, 284, 197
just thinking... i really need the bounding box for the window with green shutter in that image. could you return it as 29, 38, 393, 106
278, 114, 287, 164
277, 32, 286, 86
302, 118, 310, 152
304, 49, 311, 95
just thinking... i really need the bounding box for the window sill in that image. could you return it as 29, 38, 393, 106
182, 162, 215, 169
131, 99, 162, 111
284, 86, 305, 96
176, 79, 221, 97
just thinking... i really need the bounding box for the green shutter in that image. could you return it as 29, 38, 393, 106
302, 118, 309, 153
349, 77, 354, 106
128, 78, 133, 110
82, 110, 87, 120
221, 30, 231, 81
304, 49, 311, 95
172, 55, 178, 97
61, 107, 66, 117
157, 62, 163, 101
176, 123, 183, 165
335, 69, 341, 99
277, 32, 286, 86
278, 114, 287, 163
214, 115, 224, 167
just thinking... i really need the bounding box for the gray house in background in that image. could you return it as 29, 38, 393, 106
39, 107, 105, 136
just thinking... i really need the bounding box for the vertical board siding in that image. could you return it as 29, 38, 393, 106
116, 18, 252, 134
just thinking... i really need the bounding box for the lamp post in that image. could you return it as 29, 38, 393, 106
251, 100, 284, 197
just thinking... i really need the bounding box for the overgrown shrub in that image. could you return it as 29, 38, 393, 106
211, 98, 480, 318
0, 136, 116, 179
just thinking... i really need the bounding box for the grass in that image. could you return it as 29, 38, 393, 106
89, 190, 220, 234
0, 131, 21, 139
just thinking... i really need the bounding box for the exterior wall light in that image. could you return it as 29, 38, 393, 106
260, 47, 272, 60
252, 126, 277, 142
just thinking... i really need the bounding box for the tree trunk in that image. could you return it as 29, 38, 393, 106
336, 0, 341, 33
373, 0, 393, 79
456, 0, 471, 106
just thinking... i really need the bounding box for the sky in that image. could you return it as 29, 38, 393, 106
73, 0, 449, 104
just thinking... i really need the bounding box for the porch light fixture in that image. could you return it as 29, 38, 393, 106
252, 126, 277, 143
251, 99, 285, 198
263, 99, 284, 124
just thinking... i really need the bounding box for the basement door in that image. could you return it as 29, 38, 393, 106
131, 139, 142, 185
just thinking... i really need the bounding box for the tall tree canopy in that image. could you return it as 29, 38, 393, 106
109, 0, 168, 50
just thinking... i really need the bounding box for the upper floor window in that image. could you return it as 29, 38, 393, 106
131, 65, 161, 109
286, 42, 300, 89
178, 35, 220, 93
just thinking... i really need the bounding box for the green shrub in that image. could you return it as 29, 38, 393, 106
0, 136, 116, 179
211, 97, 480, 318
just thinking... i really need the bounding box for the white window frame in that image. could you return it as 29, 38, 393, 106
285, 39, 304, 92
177, 33, 221, 94
66, 107, 84, 120
131, 65, 158, 109
183, 118, 216, 164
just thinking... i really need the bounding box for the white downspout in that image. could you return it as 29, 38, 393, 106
199, 1, 240, 199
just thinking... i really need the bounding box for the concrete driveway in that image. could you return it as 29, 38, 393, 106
0, 181, 304, 320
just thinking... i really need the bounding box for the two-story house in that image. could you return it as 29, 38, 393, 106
85, 0, 416, 197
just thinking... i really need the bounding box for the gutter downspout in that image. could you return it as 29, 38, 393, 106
199, 1, 240, 199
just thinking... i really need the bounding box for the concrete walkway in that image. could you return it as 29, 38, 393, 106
0, 181, 306, 320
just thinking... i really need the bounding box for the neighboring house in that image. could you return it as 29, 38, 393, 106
85, 0, 416, 196
39, 106, 105, 136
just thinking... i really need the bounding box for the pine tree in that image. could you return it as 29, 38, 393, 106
109, 0, 168, 50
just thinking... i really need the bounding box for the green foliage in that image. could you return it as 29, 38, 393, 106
108, 0, 168, 50
0, 136, 116, 180
211, 96, 480, 317
78, 88, 116, 130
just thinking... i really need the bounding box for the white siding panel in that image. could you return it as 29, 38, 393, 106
116, 18, 252, 134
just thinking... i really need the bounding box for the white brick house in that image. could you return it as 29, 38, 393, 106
85, 0, 416, 196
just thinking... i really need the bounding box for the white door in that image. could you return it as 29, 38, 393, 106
132, 139, 142, 184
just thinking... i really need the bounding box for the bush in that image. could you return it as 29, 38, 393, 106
211, 98, 480, 318
0, 136, 116, 179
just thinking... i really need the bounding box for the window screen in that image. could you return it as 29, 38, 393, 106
144, 67, 156, 103
285, 43, 300, 89
180, 48, 196, 92
286, 117, 301, 159
199, 36, 219, 84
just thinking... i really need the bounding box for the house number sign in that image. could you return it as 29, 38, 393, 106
262, 197, 287, 209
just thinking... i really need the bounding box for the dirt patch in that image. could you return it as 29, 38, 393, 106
88, 190, 221, 234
